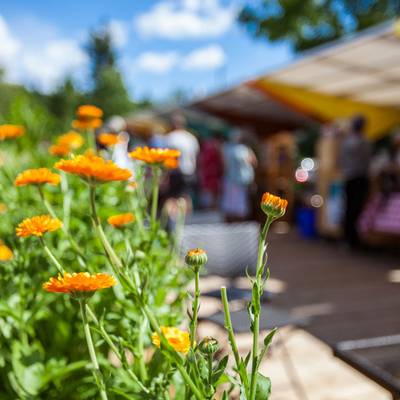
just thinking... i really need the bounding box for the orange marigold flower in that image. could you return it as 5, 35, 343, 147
72, 118, 102, 130
43, 272, 116, 295
129, 146, 180, 167
108, 213, 135, 227
152, 326, 190, 354
49, 144, 70, 157
76, 105, 103, 119
0, 124, 25, 140
54, 152, 132, 183
98, 133, 119, 147
261, 192, 288, 219
16, 215, 62, 237
14, 168, 61, 186
57, 131, 84, 150
164, 157, 179, 169
0, 241, 13, 261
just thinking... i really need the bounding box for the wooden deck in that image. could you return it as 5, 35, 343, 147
267, 229, 400, 345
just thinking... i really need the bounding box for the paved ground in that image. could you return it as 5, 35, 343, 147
196, 226, 400, 399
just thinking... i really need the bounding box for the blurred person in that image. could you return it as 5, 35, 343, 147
339, 115, 371, 248
198, 133, 224, 209
222, 129, 257, 222
166, 113, 199, 198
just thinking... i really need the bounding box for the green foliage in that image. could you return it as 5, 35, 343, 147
90, 66, 134, 119
238, 0, 400, 52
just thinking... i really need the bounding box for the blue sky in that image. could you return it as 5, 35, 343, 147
0, 0, 293, 100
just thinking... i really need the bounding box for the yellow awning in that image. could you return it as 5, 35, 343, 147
252, 79, 400, 140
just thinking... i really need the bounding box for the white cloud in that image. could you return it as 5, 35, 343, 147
135, 0, 236, 39
108, 20, 128, 48
182, 44, 225, 70
0, 14, 88, 93
0, 15, 20, 66
135, 44, 226, 74
136, 51, 179, 73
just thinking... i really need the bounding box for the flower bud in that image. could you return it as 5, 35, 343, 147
185, 248, 208, 269
260, 192, 288, 220
199, 337, 219, 355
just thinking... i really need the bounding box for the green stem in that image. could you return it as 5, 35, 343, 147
150, 167, 160, 229
207, 354, 213, 386
37, 186, 86, 264
249, 217, 272, 400
221, 287, 247, 390
79, 300, 108, 400
190, 268, 201, 349
137, 317, 148, 382
89, 184, 123, 272
40, 237, 65, 274
85, 305, 149, 393
176, 363, 205, 400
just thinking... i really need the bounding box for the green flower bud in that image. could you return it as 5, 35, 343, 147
260, 192, 288, 220
199, 336, 219, 355
185, 248, 208, 269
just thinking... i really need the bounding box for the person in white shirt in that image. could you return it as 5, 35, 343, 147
166, 113, 199, 196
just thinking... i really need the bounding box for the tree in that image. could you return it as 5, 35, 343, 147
85, 25, 134, 118
238, 0, 400, 52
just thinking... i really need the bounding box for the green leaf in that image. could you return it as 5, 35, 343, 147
263, 328, 277, 348
255, 373, 271, 400
211, 355, 228, 384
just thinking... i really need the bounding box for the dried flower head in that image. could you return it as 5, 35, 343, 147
49, 144, 71, 157
185, 248, 208, 269
129, 146, 180, 168
16, 215, 62, 237
107, 213, 135, 227
57, 131, 84, 150
98, 133, 119, 147
261, 192, 288, 219
152, 326, 190, 354
0, 124, 25, 140
54, 152, 132, 183
0, 241, 13, 261
43, 272, 116, 296
14, 168, 61, 186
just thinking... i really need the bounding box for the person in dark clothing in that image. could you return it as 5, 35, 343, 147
339, 115, 371, 248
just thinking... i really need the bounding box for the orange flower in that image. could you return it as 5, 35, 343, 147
98, 133, 119, 147
164, 157, 179, 169
0, 124, 25, 140
108, 213, 135, 227
57, 131, 84, 150
49, 144, 70, 157
152, 326, 190, 354
16, 215, 62, 237
0, 241, 13, 261
129, 146, 180, 168
14, 168, 61, 186
54, 152, 132, 183
72, 118, 102, 130
261, 192, 288, 219
43, 272, 116, 294
76, 105, 103, 119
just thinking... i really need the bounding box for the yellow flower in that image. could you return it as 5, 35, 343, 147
54, 152, 132, 183
0, 124, 25, 140
16, 215, 62, 237
76, 105, 103, 119
0, 241, 13, 261
107, 213, 135, 227
49, 144, 71, 157
0, 203, 7, 214
43, 272, 116, 294
57, 131, 84, 150
14, 168, 61, 186
129, 146, 180, 168
261, 192, 288, 219
152, 326, 190, 354
98, 133, 119, 147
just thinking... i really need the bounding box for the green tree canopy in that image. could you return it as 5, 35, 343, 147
239, 0, 400, 52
